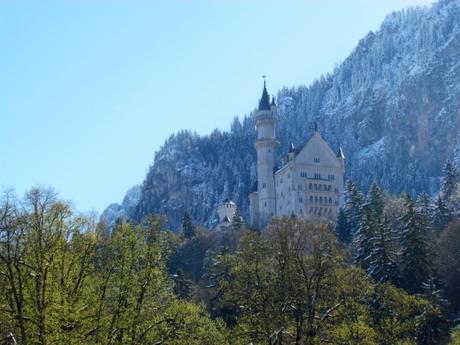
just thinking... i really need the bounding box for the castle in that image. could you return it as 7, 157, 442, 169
249, 81, 345, 229
215, 81, 345, 230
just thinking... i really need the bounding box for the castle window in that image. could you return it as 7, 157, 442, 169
264, 202, 267, 207
319, 184, 322, 191
328, 185, 331, 191
319, 196, 323, 203
323, 184, 327, 190
328, 174, 335, 181
314, 173, 321, 179
299, 197, 303, 203
314, 157, 320, 163
288, 173, 291, 179
262, 183, 267, 188
314, 184, 318, 190
315, 196, 318, 202
310, 196, 313, 202
309, 183, 312, 190
329, 197, 332, 204
334, 188, 338, 193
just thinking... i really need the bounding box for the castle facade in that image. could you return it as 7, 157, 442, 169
249, 82, 345, 229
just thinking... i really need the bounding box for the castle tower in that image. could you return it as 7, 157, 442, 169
255, 81, 278, 228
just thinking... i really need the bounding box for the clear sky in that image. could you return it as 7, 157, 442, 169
1, 0, 434, 213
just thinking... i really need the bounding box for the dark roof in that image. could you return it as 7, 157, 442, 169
288, 142, 296, 153
258, 81, 271, 111
270, 95, 276, 106
223, 198, 231, 203
223, 216, 231, 223
337, 147, 345, 159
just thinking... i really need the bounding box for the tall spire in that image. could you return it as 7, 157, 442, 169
258, 78, 271, 111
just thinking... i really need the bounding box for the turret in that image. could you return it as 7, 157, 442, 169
217, 199, 236, 223
337, 147, 345, 167
287, 142, 296, 163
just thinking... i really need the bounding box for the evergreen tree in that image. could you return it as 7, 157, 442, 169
172, 268, 192, 300
353, 203, 376, 270
368, 183, 385, 222
182, 210, 196, 239
399, 194, 433, 294
440, 160, 460, 202
335, 207, 351, 243
231, 208, 243, 232
417, 278, 450, 345
344, 180, 365, 237
432, 195, 453, 234
367, 216, 399, 284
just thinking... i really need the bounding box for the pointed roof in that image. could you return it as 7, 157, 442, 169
337, 147, 345, 159
223, 216, 231, 223
258, 80, 271, 111
270, 95, 276, 106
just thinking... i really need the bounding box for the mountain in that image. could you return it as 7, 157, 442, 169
104, 0, 460, 230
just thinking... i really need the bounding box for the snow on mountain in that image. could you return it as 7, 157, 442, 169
104, 0, 460, 230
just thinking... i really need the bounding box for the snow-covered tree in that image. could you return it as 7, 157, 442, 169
399, 194, 433, 294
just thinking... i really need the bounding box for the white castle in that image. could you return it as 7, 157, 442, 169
249, 81, 345, 229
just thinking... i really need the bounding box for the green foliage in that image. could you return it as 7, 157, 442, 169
182, 210, 196, 239
335, 207, 351, 243
450, 326, 460, 345
400, 194, 433, 294
344, 180, 365, 237
214, 218, 430, 345
231, 208, 244, 232
436, 219, 460, 316
0, 188, 227, 345
440, 160, 460, 202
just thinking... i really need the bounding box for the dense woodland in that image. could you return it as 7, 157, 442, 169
1, 160, 460, 344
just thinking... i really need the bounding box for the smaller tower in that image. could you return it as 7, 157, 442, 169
217, 199, 237, 230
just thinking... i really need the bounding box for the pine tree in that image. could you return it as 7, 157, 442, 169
232, 208, 243, 232
417, 278, 450, 345
368, 183, 385, 222
440, 160, 459, 202
335, 207, 351, 243
399, 194, 433, 294
182, 211, 196, 239
432, 195, 452, 234
353, 203, 375, 270
367, 216, 399, 284
344, 180, 365, 237
172, 268, 192, 300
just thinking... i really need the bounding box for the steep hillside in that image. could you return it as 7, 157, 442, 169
104, 0, 460, 230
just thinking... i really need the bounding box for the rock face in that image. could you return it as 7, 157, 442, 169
107, 0, 460, 230
100, 185, 141, 228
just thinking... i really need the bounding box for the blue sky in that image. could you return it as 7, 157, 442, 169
1, 0, 434, 213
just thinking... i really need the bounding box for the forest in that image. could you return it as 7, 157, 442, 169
1, 160, 460, 345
